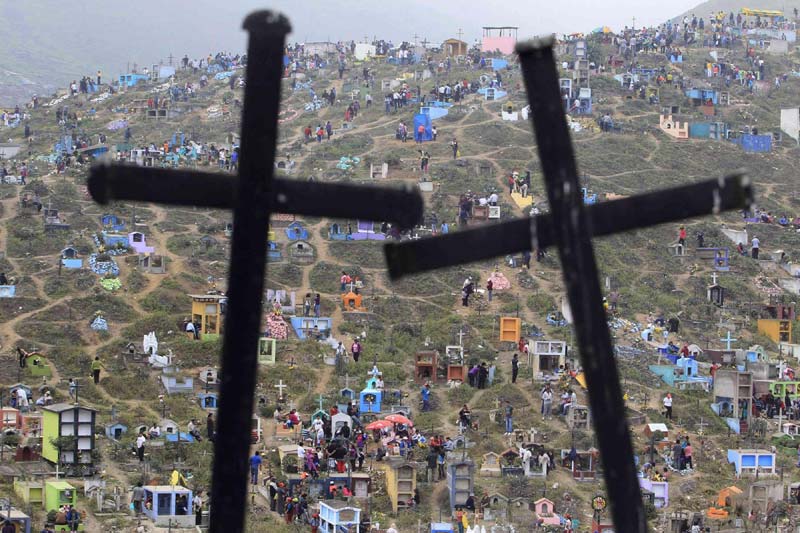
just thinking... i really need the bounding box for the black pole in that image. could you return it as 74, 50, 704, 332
516, 37, 646, 532
209, 12, 290, 533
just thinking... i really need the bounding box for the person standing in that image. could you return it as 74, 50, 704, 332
683, 438, 693, 469
421, 382, 431, 411
91, 356, 104, 384
451, 138, 459, 159
250, 451, 262, 485
663, 393, 673, 420
751, 235, 760, 259
437, 450, 446, 480
136, 431, 146, 462
511, 353, 519, 384
426, 448, 437, 482
351, 339, 362, 362
206, 413, 215, 442
504, 400, 514, 435
541, 385, 553, 419
486, 278, 493, 302
132, 482, 144, 514
314, 293, 321, 318
678, 225, 687, 246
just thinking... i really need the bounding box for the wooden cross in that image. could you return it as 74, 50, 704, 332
383, 38, 753, 532
85, 11, 422, 533
274, 380, 288, 401
720, 331, 738, 350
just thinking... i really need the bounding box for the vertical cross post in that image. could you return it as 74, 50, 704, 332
209, 12, 289, 533
516, 38, 645, 532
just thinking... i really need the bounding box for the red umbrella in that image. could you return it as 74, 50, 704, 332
365, 420, 393, 431
384, 414, 413, 426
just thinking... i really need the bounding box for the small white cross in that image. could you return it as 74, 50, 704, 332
274, 380, 287, 399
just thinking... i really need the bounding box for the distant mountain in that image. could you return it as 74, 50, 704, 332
670, 0, 800, 23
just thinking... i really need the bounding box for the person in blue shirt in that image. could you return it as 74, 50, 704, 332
421, 383, 431, 411
249, 451, 262, 485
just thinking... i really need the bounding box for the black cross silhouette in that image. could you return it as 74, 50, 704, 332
385, 38, 752, 532
87, 11, 422, 532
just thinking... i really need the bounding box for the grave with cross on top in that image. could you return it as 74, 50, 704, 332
383, 37, 753, 532
84, 11, 423, 533
721, 331, 738, 350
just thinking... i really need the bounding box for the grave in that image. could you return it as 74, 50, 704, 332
289, 317, 332, 340
639, 478, 669, 508
447, 458, 475, 511
104, 422, 127, 441
359, 379, 382, 413
257, 337, 277, 365
445, 344, 466, 382
711, 369, 753, 434
531, 340, 567, 379
350, 220, 386, 241
128, 232, 155, 254
43, 208, 70, 231
510, 191, 533, 209
659, 115, 689, 139
0, 508, 30, 533
160, 367, 194, 395
561, 449, 597, 481
0, 285, 16, 298
0, 406, 20, 432
198, 367, 219, 390
44, 480, 77, 512
499, 317, 521, 342
727, 449, 776, 476
139, 254, 166, 274
19, 413, 41, 438
141, 485, 194, 527
60, 247, 82, 269
285, 221, 308, 241
328, 223, 348, 241
757, 318, 792, 343
370, 162, 389, 179
533, 498, 561, 525
567, 404, 591, 430
415, 350, 439, 383
783, 422, 800, 435
480, 451, 501, 477
382, 459, 417, 512
13, 480, 43, 506
42, 404, 97, 469
749, 481, 783, 515
197, 392, 219, 411
319, 501, 361, 533
26, 353, 52, 378
331, 412, 353, 435
266, 289, 296, 315
189, 294, 226, 340
341, 291, 366, 313
288, 240, 315, 264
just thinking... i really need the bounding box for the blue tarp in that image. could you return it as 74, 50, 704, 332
736, 134, 772, 152
491, 58, 508, 71
413, 114, 433, 141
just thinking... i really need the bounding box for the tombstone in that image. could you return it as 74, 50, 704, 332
447, 458, 475, 511
197, 392, 219, 411
189, 294, 225, 340
139, 254, 166, 274
415, 350, 439, 383
445, 345, 466, 382
285, 221, 308, 241
331, 412, 353, 435
359, 387, 382, 414
567, 404, 590, 430
44, 480, 78, 513
258, 337, 277, 365
142, 485, 195, 527
60, 247, 82, 269
27, 353, 52, 377
370, 162, 389, 179
0, 285, 17, 298
727, 449, 776, 476
383, 460, 417, 511
341, 291, 366, 312
328, 223, 348, 241
561, 448, 597, 481
128, 231, 155, 254
319, 501, 361, 533
480, 452, 501, 477
105, 422, 128, 441
533, 498, 561, 525
160, 368, 194, 394
41, 404, 97, 468
288, 240, 315, 264
531, 340, 567, 378
499, 317, 521, 342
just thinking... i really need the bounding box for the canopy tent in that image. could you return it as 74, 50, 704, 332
413, 114, 433, 142
592, 26, 613, 34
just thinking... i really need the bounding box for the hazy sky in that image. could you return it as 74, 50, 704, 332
1, 0, 705, 97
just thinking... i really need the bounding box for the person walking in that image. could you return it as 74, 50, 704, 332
351, 339, 362, 362
504, 400, 514, 435
511, 353, 519, 384
91, 356, 104, 384
663, 393, 673, 420
751, 235, 760, 259
132, 482, 144, 514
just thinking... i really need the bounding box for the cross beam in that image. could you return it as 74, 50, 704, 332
88, 165, 421, 229
385, 174, 751, 277
383, 37, 753, 533
85, 11, 422, 533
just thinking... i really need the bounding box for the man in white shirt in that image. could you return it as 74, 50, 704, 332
488, 192, 499, 206
297, 441, 306, 470
751, 236, 760, 259
16, 388, 28, 410
136, 432, 146, 461
663, 393, 673, 419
